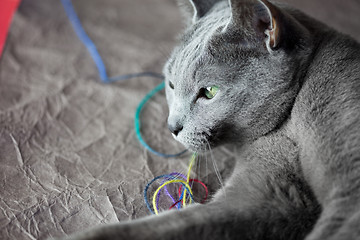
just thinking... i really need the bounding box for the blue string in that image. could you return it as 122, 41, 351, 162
61, 0, 165, 84
144, 174, 194, 214
61, 0, 109, 82
60, 0, 186, 158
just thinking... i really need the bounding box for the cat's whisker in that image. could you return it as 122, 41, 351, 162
197, 150, 201, 181
205, 139, 226, 199
154, 45, 172, 60
203, 144, 208, 190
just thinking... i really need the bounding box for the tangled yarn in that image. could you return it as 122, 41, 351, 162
61, 0, 208, 214
144, 153, 209, 215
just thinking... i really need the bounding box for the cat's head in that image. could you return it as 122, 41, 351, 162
164, 0, 311, 152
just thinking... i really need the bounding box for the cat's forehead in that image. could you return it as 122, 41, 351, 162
165, 1, 262, 93
167, 3, 231, 82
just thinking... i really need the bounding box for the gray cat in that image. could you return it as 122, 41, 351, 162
60, 0, 360, 239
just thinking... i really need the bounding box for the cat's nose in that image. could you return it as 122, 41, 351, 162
168, 123, 183, 136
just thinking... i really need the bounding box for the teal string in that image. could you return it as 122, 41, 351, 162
135, 82, 187, 158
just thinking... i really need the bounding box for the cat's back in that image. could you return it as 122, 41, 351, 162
297, 31, 360, 119
283, 3, 360, 120
283, 3, 360, 89
287, 21, 360, 202
291, 24, 360, 129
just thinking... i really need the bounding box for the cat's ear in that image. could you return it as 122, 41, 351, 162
176, 0, 222, 26
228, 0, 280, 50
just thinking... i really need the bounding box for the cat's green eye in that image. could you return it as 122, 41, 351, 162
204, 86, 219, 99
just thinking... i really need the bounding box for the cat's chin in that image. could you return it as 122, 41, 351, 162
186, 145, 205, 154
174, 139, 206, 153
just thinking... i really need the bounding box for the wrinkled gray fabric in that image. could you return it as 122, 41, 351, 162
0, 0, 359, 239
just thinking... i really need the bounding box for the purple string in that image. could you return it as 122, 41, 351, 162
144, 174, 194, 214
162, 172, 186, 209
154, 172, 187, 210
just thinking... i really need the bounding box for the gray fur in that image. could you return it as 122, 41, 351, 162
59, 0, 360, 239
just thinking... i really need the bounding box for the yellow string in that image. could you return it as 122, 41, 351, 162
183, 153, 196, 207
152, 179, 193, 215
152, 153, 197, 215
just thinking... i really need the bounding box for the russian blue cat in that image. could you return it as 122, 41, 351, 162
61, 0, 360, 239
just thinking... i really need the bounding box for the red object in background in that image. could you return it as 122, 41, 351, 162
0, 0, 21, 57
